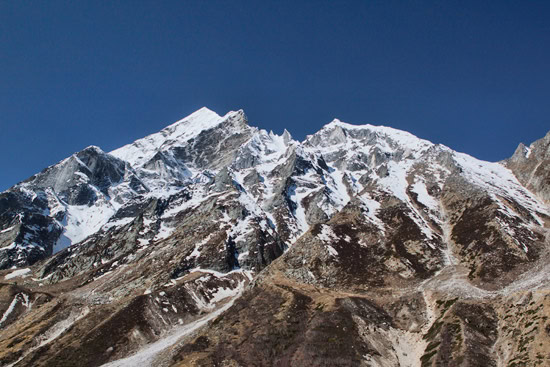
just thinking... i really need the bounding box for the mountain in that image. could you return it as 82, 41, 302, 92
1, 108, 549, 367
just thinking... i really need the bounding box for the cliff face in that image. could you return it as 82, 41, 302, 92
1, 108, 549, 367
507, 130, 550, 204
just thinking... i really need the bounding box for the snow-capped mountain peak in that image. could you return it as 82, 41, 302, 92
307, 118, 434, 154
2, 107, 550, 367
110, 107, 245, 168
1, 107, 549, 276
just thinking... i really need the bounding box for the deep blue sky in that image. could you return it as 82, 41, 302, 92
1, 1, 549, 191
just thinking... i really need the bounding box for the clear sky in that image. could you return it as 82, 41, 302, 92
1, 1, 549, 191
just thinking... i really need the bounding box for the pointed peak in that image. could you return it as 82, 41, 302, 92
322, 118, 430, 143
172, 107, 247, 131
198, 106, 215, 112
225, 109, 248, 124
510, 142, 530, 161
193, 106, 220, 117
282, 129, 293, 145
110, 108, 251, 168
319, 118, 343, 131
74, 146, 106, 160
323, 118, 370, 131
164, 107, 227, 134
307, 118, 433, 152
173, 107, 220, 125
81, 145, 104, 154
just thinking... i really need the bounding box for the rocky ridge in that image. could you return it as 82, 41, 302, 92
0, 107, 549, 366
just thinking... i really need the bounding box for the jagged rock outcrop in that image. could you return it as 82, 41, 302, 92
507, 131, 550, 203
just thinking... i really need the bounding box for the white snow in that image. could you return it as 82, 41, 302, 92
287, 169, 323, 237
0, 225, 15, 233
153, 222, 175, 241
317, 119, 433, 154
102, 217, 135, 231
111, 107, 229, 168
358, 195, 385, 231
317, 225, 338, 243
0, 292, 31, 328
4, 268, 31, 280
234, 128, 293, 175
184, 236, 209, 261
410, 179, 439, 212
54, 200, 117, 253
237, 250, 249, 261
317, 225, 340, 257
377, 160, 413, 203
187, 267, 254, 280
208, 285, 242, 304
326, 245, 339, 257
0, 296, 20, 326
453, 151, 549, 222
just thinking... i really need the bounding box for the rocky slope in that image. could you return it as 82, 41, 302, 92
1, 107, 549, 366
507, 130, 550, 203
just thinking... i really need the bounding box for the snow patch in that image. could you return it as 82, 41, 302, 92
55, 201, 117, 253
4, 268, 31, 280
0, 296, 19, 326
410, 179, 439, 212
0, 225, 15, 233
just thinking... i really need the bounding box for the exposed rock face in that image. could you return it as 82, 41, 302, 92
507, 131, 550, 203
0, 107, 549, 367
